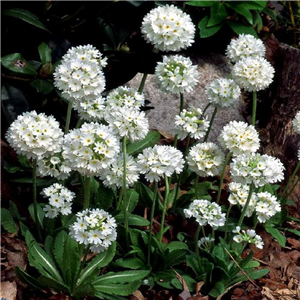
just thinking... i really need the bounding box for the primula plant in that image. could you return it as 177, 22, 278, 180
1, 2, 300, 300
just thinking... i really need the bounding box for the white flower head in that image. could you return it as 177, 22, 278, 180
233, 227, 264, 249
226, 34, 266, 63
154, 55, 199, 94
292, 111, 300, 134
53, 45, 106, 103
231, 56, 275, 92
218, 121, 260, 156
137, 145, 184, 182
141, 4, 195, 52
174, 107, 209, 140
184, 199, 225, 229
187, 142, 225, 177
205, 78, 241, 109
62, 122, 120, 177
69, 208, 117, 253
5, 110, 64, 159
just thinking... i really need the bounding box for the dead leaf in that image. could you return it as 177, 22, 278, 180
173, 268, 189, 292
130, 290, 147, 300
0, 281, 17, 300
287, 238, 300, 251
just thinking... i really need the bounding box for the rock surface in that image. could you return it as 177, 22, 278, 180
127, 53, 245, 143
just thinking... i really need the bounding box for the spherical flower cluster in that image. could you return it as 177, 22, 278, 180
187, 142, 225, 177
62, 122, 120, 177
184, 199, 226, 229
41, 183, 75, 218
174, 107, 209, 140
137, 145, 184, 182
255, 192, 281, 223
198, 237, 215, 249
231, 56, 275, 92
105, 107, 149, 142
230, 153, 285, 187
154, 55, 199, 94
72, 96, 106, 122
37, 152, 71, 180
218, 121, 260, 156
233, 226, 264, 249
292, 111, 300, 134
99, 153, 139, 189
106, 86, 145, 110
53, 45, 106, 102
226, 34, 266, 63
141, 4, 195, 52
228, 182, 256, 217
69, 208, 117, 253
205, 78, 241, 108
5, 111, 64, 159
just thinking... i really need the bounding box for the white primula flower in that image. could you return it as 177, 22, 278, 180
226, 34, 266, 63
205, 78, 241, 108
62, 122, 120, 177
292, 111, 300, 134
187, 142, 225, 177
184, 199, 225, 229
69, 208, 117, 253
137, 145, 184, 182
174, 107, 209, 140
141, 4, 195, 52
255, 192, 281, 223
5, 111, 64, 159
232, 227, 264, 249
154, 55, 199, 94
231, 56, 275, 92
218, 121, 260, 156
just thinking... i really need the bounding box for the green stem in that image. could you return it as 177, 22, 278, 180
201, 103, 211, 117
280, 160, 300, 201
65, 101, 73, 134
83, 176, 91, 209
237, 182, 254, 227
122, 136, 129, 251
224, 204, 233, 240
32, 159, 42, 242
138, 73, 148, 94
194, 174, 200, 198
159, 174, 170, 242
179, 93, 184, 113
147, 182, 158, 266
216, 151, 232, 203
251, 91, 257, 126
203, 107, 218, 142
195, 225, 201, 264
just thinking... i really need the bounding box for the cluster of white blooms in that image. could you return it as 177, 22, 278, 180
69, 208, 117, 253
5, 111, 64, 159
141, 4, 195, 52
53, 45, 107, 103
137, 145, 184, 182
174, 107, 209, 140
73, 96, 106, 122
228, 182, 256, 217
255, 192, 281, 223
184, 199, 226, 229
198, 237, 215, 248
187, 142, 225, 177
226, 34, 266, 63
41, 183, 75, 218
37, 152, 71, 180
106, 86, 145, 110
292, 111, 300, 134
99, 153, 139, 189
205, 78, 241, 109
154, 55, 199, 94
62, 122, 120, 177
218, 121, 260, 156
230, 153, 285, 187
105, 106, 149, 142
233, 226, 264, 249
231, 56, 275, 92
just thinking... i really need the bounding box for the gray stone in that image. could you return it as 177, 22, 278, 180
127, 53, 245, 143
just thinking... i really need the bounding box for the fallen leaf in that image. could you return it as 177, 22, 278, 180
0, 281, 17, 300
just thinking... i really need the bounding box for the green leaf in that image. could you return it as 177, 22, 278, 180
28, 203, 45, 229
209, 282, 225, 298
198, 16, 223, 38
3, 8, 50, 32
15, 266, 44, 290
115, 213, 150, 226
229, 268, 269, 285
252, 10, 263, 32
114, 257, 145, 270
94, 281, 141, 296
135, 181, 154, 208
9, 200, 22, 221
265, 226, 286, 247
226, 20, 258, 37
119, 189, 139, 214
94, 181, 115, 211
72, 282, 95, 297
226, 3, 254, 25
286, 228, 300, 237
38, 275, 69, 292
30, 79, 54, 94
1, 208, 18, 233
126, 130, 160, 156
165, 249, 188, 267
1, 53, 38, 76
185, 1, 215, 7
244, 260, 260, 269
240, 1, 267, 11
38, 42, 52, 64
207, 2, 227, 27
53, 230, 68, 268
